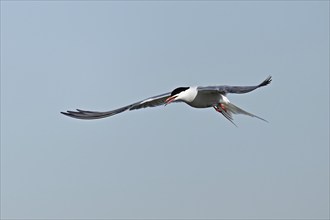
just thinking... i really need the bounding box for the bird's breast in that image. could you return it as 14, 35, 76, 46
187, 92, 222, 108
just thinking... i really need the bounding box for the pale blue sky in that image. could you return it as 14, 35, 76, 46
1, 1, 329, 219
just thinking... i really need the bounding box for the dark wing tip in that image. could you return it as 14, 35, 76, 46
60, 107, 128, 120
61, 109, 108, 120
259, 76, 272, 87
61, 110, 86, 119
61, 111, 70, 116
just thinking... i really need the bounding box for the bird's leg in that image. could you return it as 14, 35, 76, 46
213, 104, 237, 127
221, 103, 227, 112
213, 106, 221, 112
214, 103, 227, 112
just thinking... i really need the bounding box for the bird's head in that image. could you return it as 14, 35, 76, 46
165, 87, 190, 105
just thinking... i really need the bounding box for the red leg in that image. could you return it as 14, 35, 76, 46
213, 106, 222, 113
215, 103, 227, 112
220, 103, 227, 112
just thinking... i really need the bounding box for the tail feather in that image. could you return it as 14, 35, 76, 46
214, 102, 268, 125
220, 109, 238, 127
225, 102, 268, 122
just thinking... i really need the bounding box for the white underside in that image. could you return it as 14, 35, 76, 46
185, 93, 229, 108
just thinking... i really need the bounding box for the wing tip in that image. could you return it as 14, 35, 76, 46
259, 75, 272, 87
60, 108, 118, 120
61, 109, 95, 119
61, 110, 83, 119
61, 111, 71, 116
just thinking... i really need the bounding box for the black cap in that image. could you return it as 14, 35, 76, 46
170, 87, 190, 96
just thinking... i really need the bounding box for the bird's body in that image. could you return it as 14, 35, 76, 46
183, 87, 221, 108
62, 76, 272, 126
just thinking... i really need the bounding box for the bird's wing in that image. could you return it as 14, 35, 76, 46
61, 92, 172, 120
197, 76, 272, 94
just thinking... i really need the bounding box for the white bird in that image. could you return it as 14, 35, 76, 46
61, 76, 272, 126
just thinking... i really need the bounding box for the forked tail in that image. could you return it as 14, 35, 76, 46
214, 102, 268, 126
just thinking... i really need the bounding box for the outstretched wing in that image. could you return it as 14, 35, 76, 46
198, 76, 272, 94
61, 92, 171, 120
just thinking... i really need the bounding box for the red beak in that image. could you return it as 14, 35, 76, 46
165, 95, 177, 106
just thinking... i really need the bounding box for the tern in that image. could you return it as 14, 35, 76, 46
61, 76, 272, 126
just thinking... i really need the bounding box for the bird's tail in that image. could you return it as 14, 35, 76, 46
215, 102, 268, 126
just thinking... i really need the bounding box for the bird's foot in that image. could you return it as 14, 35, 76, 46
214, 103, 227, 112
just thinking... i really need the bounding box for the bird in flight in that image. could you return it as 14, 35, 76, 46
61, 76, 272, 126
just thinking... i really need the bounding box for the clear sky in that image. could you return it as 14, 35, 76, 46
1, 1, 329, 219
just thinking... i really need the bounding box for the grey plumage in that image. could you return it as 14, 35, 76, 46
197, 76, 272, 94
61, 92, 171, 120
